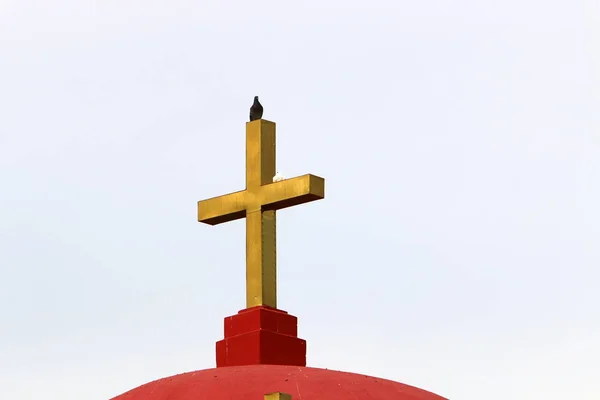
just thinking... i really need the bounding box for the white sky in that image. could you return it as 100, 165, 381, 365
1, 1, 599, 399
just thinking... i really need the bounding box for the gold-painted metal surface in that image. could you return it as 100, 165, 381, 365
197, 119, 325, 308
265, 392, 292, 400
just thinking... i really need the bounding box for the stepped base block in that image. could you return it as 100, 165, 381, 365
216, 306, 306, 367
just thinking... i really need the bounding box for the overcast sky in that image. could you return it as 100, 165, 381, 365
1, 1, 598, 399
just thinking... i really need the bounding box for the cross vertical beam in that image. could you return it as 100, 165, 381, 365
246, 207, 277, 308
246, 121, 277, 307
246, 120, 275, 190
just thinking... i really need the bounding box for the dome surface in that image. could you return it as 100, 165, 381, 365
112, 365, 446, 400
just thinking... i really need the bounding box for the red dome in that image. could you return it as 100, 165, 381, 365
111, 365, 447, 400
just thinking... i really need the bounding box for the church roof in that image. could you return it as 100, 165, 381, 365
111, 365, 447, 400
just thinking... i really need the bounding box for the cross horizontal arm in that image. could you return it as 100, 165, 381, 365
258, 174, 325, 211
198, 174, 324, 226
198, 190, 246, 226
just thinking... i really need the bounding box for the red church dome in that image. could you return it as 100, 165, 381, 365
112, 365, 446, 400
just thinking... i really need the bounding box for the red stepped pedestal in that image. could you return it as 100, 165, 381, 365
216, 306, 306, 367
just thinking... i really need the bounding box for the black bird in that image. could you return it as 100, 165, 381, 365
249, 96, 263, 121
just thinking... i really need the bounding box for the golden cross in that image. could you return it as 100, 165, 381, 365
197, 120, 325, 309
264, 393, 292, 400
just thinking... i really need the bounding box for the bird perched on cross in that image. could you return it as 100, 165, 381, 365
249, 96, 263, 121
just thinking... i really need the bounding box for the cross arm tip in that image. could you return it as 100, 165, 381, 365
197, 190, 247, 225
260, 173, 325, 212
